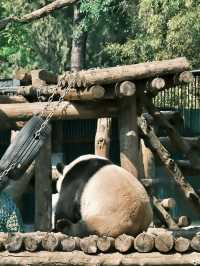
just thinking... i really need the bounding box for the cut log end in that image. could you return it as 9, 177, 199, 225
155, 233, 174, 253
116, 81, 136, 97
134, 232, 154, 253
114, 234, 134, 253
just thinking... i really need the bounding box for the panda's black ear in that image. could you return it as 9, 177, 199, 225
56, 162, 65, 174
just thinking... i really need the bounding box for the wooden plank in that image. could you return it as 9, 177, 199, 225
0, 101, 118, 121
95, 118, 112, 158
35, 125, 52, 231
118, 93, 139, 177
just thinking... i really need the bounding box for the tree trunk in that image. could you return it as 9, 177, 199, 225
70, 3, 87, 71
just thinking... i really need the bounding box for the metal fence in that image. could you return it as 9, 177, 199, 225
154, 70, 200, 136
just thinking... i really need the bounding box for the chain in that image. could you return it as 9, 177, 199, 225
0, 72, 75, 181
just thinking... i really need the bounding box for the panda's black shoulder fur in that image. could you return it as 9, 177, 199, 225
55, 157, 112, 223
62, 157, 112, 187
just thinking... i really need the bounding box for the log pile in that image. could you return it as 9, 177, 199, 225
1, 229, 200, 254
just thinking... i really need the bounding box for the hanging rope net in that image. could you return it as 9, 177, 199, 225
0, 192, 23, 232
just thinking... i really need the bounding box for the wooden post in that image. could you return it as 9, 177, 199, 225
95, 118, 112, 158
35, 124, 52, 231
118, 87, 138, 177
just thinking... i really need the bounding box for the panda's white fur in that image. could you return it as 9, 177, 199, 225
56, 154, 108, 193
56, 154, 153, 237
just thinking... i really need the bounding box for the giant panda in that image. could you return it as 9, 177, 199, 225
54, 154, 153, 237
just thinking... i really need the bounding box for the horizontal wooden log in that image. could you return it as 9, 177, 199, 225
0, 101, 118, 121
114, 234, 134, 253
31, 69, 58, 86
134, 232, 154, 253
154, 233, 174, 253
160, 136, 200, 154
1, 251, 200, 265
62, 57, 190, 87
79, 235, 98, 254
146, 78, 166, 94
177, 216, 190, 228
115, 81, 136, 97
174, 237, 190, 253
161, 198, 176, 210
138, 115, 200, 218
153, 196, 178, 229
15, 69, 32, 85
0, 95, 27, 103
97, 236, 114, 252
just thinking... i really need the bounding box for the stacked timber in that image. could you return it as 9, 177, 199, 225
1, 229, 200, 254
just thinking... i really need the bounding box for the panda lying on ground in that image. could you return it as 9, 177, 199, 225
54, 154, 153, 237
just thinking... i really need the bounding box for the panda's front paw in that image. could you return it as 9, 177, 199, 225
55, 218, 72, 233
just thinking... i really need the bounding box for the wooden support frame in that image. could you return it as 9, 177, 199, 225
35, 124, 52, 231
118, 88, 139, 177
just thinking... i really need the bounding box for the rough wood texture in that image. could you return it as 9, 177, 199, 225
161, 198, 176, 210
115, 81, 136, 97
119, 96, 139, 177
134, 232, 154, 253
79, 235, 98, 254
174, 237, 190, 253
153, 196, 178, 229
160, 136, 200, 155
15, 69, 32, 85
114, 234, 134, 253
138, 114, 200, 218
191, 235, 200, 252
31, 69, 58, 86
35, 126, 52, 231
97, 236, 114, 252
2, 251, 200, 265
4, 162, 34, 206
146, 77, 165, 94
41, 233, 63, 252
61, 57, 189, 87
0, 0, 78, 31
24, 235, 42, 252
175, 71, 194, 84
61, 236, 77, 252
5, 234, 23, 252
0, 95, 27, 103
0, 101, 118, 121
178, 216, 190, 227
155, 233, 174, 253
95, 118, 112, 158
145, 99, 200, 170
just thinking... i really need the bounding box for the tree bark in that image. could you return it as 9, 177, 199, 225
62, 57, 190, 87
0, 101, 118, 121
119, 96, 139, 177
0, 0, 78, 31
95, 118, 112, 158
35, 125, 52, 231
138, 114, 200, 218
70, 3, 87, 71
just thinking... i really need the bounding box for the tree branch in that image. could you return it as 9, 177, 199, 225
0, 0, 78, 31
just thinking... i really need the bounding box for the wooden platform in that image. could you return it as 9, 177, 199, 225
0, 250, 200, 266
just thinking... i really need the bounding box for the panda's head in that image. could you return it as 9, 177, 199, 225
56, 154, 110, 193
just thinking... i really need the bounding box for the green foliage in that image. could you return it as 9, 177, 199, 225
104, 0, 200, 68
0, 0, 199, 78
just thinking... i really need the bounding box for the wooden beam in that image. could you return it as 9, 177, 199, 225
1, 250, 200, 265
118, 94, 139, 177
95, 118, 112, 158
138, 114, 200, 218
31, 69, 58, 86
35, 125, 52, 231
0, 101, 118, 121
61, 57, 190, 87
0, 0, 79, 31
0, 95, 27, 104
